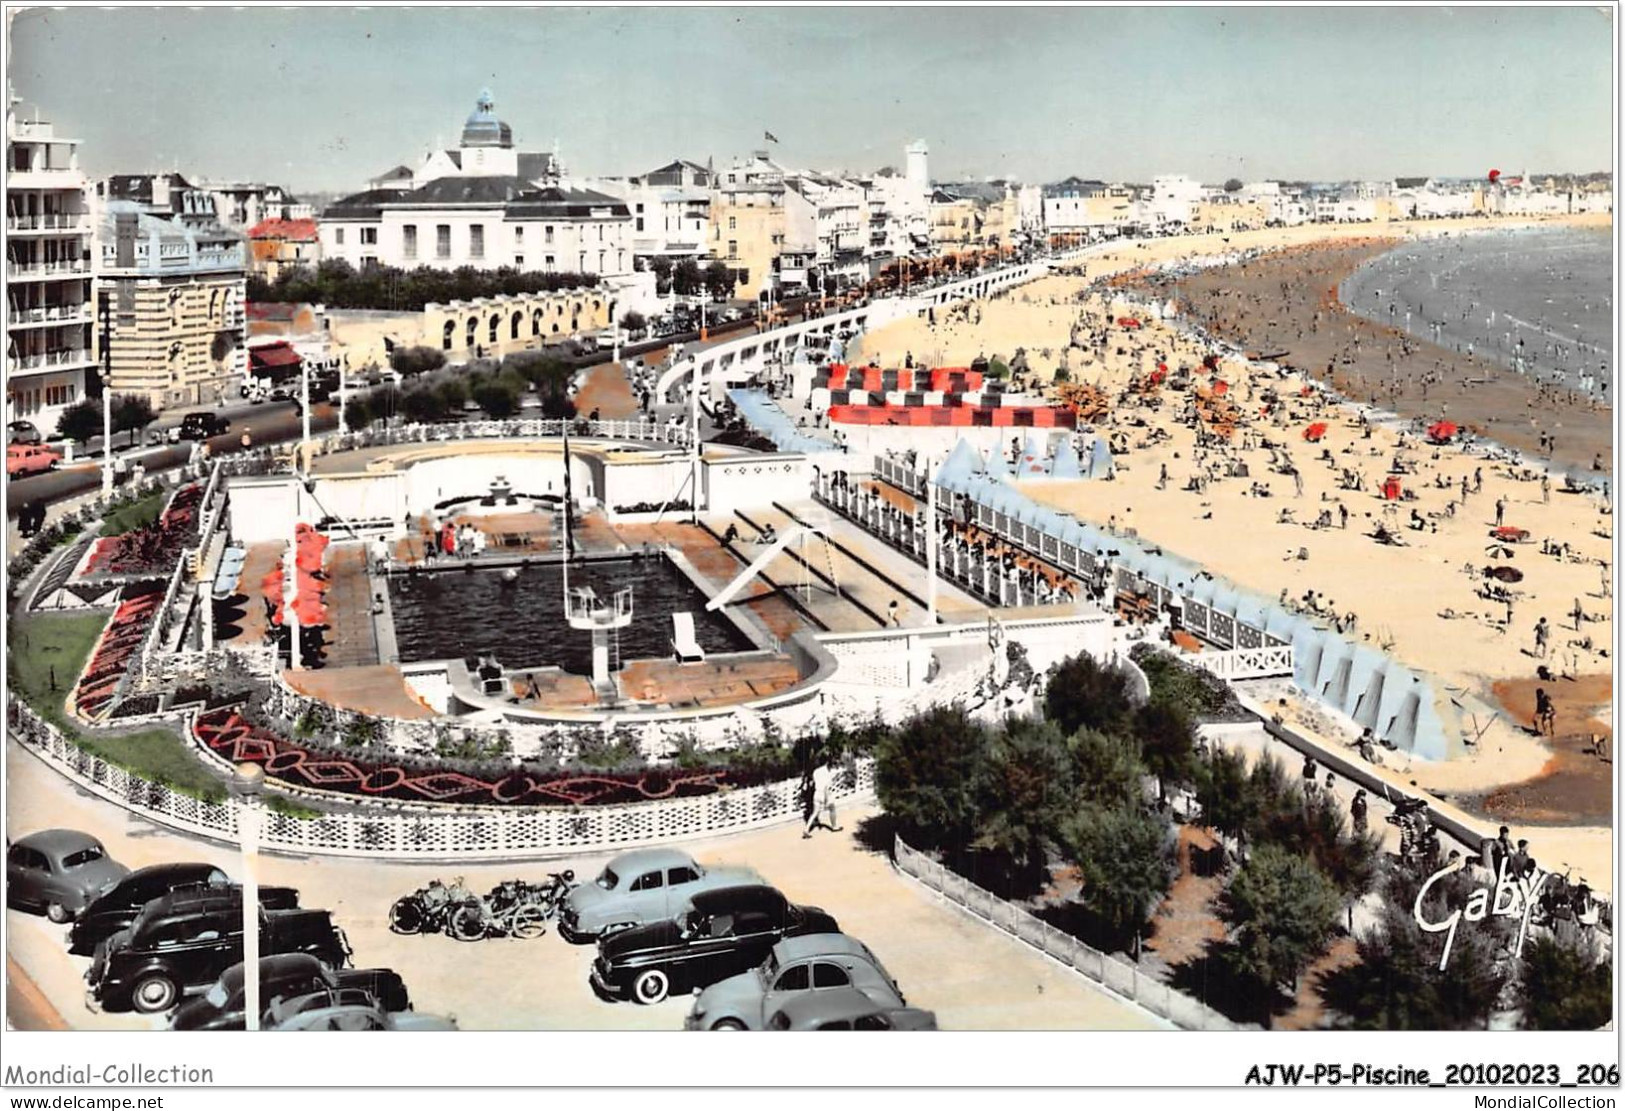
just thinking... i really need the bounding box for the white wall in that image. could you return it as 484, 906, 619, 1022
703, 454, 811, 513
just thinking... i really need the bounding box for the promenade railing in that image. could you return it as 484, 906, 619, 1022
9, 696, 876, 861
893, 834, 1239, 1030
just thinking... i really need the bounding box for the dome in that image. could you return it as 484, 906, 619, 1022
461, 88, 513, 149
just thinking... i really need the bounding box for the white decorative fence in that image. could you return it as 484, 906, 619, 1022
9, 697, 874, 861
1187, 645, 1296, 682
893, 836, 1237, 1030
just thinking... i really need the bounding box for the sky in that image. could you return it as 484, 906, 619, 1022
5, 5, 1616, 194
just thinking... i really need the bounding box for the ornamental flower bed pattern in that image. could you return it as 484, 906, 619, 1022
75, 582, 166, 719
84, 483, 204, 577
192, 708, 774, 807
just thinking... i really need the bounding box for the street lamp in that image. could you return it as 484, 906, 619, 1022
231, 761, 265, 1031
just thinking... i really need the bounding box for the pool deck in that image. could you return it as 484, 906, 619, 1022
283, 664, 438, 720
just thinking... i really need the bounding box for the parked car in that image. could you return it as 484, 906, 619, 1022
765, 986, 938, 1030
264, 987, 456, 1031
8, 420, 42, 445
590, 884, 838, 1005
685, 933, 906, 1030
558, 848, 760, 944
171, 954, 410, 1031
69, 863, 298, 956
6, 830, 129, 922
6, 442, 63, 478
87, 891, 351, 1014
146, 425, 182, 445
178, 412, 230, 440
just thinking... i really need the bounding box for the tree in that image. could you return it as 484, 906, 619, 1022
471, 378, 520, 418
343, 394, 372, 431
400, 388, 443, 424
1518, 933, 1612, 1030
111, 393, 156, 448
1217, 844, 1341, 1023
1318, 870, 1508, 1030
1132, 700, 1195, 803
1069, 727, 1146, 808
874, 705, 991, 854
1224, 178, 1244, 193
55, 399, 101, 447
704, 260, 735, 303
648, 256, 674, 295
390, 345, 446, 378
435, 378, 469, 415
971, 718, 1078, 890
619, 310, 647, 337
1194, 746, 1250, 847
1044, 651, 1135, 736
1058, 802, 1176, 957
673, 258, 702, 297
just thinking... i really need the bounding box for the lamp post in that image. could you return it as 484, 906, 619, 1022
231, 761, 265, 1031
98, 290, 114, 498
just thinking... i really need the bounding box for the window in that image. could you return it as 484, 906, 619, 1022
734, 911, 773, 935
515, 255, 524, 268
812, 963, 850, 988
515, 226, 524, 241
437, 225, 451, 259
635, 202, 644, 213
442, 321, 455, 351
334, 228, 345, 245
773, 965, 810, 992
853, 1015, 891, 1031
635, 218, 644, 232
402, 225, 417, 260
545, 226, 554, 244
703, 914, 734, 938
667, 866, 699, 885
470, 225, 485, 259
728, 216, 737, 230
728, 240, 738, 259
597, 225, 603, 241
816, 1020, 853, 1030
630, 871, 663, 892
598, 251, 605, 271
544, 254, 555, 266
360, 227, 378, 246
8, 845, 46, 871
60, 845, 106, 869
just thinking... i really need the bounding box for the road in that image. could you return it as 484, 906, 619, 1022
6, 738, 1159, 1032
7, 401, 337, 517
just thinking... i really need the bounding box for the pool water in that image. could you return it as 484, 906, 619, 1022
386, 557, 752, 674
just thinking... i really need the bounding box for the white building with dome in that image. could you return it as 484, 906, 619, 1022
319, 90, 634, 281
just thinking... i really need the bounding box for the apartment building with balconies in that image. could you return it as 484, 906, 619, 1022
5, 92, 96, 431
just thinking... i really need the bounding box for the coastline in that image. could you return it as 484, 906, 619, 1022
1123, 235, 1613, 476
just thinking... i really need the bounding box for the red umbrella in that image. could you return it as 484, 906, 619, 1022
1488, 169, 1501, 183
1304, 422, 1328, 442
295, 546, 325, 573
1211, 379, 1229, 396
1426, 420, 1458, 444
292, 595, 329, 627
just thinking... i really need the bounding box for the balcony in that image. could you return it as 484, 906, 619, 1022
7, 259, 91, 280
8, 348, 95, 373
6, 304, 92, 329
7, 214, 91, 234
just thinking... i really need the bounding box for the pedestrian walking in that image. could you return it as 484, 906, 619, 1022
1534, 688, 1556, 737
1350, 790, 1368, 836
1495, 497, 1506, 528
802, 758, 841, 838
1534, 616, 1550, 658
1541, 472, 1551, 504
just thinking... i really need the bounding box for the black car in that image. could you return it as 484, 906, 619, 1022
178, 412, 230, 440
170, 954, 409, 1030
86, 890, 351, 1014
590, 884, 839, 1005
68, 863, 298, 956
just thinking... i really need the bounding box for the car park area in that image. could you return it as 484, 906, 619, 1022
7, 742, 1159, 1032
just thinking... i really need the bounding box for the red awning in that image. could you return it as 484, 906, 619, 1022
250, 343, 302, 371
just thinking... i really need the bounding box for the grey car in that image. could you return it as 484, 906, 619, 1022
6, 830, 130, 923
265, 987, 457, 1031
558, 848, 759, 943
686, 933, 906, 1030
765, 986, 938, 1031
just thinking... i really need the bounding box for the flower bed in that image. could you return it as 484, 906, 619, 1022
75, 582, 166, 719
192, 708, 798, 808
83, 482, 203, 577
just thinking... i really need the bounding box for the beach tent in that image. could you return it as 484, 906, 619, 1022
1086, 437, 1115, 479
1049, 436, 1082, 480
936, 438, 984, 489
984, 448, 1011, 480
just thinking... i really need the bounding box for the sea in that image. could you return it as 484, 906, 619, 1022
1339, 225, 1614, 396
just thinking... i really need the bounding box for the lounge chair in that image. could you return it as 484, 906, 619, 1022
671, 611, 705, 663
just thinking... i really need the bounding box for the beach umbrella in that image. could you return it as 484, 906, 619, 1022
1303, 422, 1328, 442
260, 564, 284, 600
1426, 420, 1458, 444
1211, 380, 1229, 396
1488, 169, 1501, 183
292, 595, 329, 627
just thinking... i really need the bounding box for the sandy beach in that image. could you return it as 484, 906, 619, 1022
847, 215, 1613, 885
